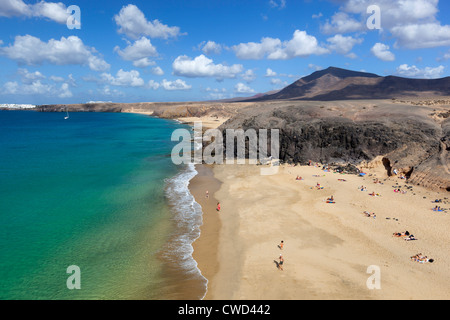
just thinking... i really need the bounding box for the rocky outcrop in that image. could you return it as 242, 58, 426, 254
219, 100, 450, 192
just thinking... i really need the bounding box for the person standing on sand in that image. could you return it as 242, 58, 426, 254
205, 190, 209, 199
216, 202, 221, 212
279, 255, 284, 271
279, 240, 284, 250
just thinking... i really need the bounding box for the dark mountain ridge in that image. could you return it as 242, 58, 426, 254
250, 67, 450, 101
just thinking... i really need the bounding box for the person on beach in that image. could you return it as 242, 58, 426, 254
216, 202, 221, 212
278, 255, 284, 271
205, 190, 209, 199
279, 240, 284, 250
393, 231, 410, 237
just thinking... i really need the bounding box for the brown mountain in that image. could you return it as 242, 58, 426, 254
251, 66, 450, 101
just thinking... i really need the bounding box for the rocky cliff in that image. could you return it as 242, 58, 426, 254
219, 99, 450, 192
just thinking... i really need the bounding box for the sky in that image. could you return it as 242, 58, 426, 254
0, 0, 449, 104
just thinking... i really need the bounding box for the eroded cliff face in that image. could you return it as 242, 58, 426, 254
219, 100, 450, 192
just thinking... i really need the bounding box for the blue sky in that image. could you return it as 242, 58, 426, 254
0, 0, 449, 104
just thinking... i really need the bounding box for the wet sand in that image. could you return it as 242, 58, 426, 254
190, 164, 222, 299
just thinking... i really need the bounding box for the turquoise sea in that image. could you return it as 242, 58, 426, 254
0, 110, 206, 300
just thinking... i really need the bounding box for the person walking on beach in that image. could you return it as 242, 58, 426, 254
205, 190, 209, 199
216, 202, 221, 212
278, 254, 284, 271
279, 240, 284, 250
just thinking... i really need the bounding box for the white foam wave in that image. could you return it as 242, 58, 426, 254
164, 163, 208, 299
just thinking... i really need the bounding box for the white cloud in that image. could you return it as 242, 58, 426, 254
371, 43, 395, 61
321, 0, 450, 49
17, 68, 46, 84
326, 34, 363, 54
269, 0, 286, 9
396, 64, 445, 79
99, 85, 124, 98
0, 0, 69, 24
391, 23, 450, 49
33, 1, 70, 24
172, 54, 243, 80
341, 0, 439, 28
132, 58, 155, 68
101, 69, 145, 87
235, 82, 255, 94
3, 81, 19, 94
232, 30, 329, 60
321, 12, 363, 34
443, 50, 450, 61
2, 79, 72, 98
151, 66, 164, 76
241, 69, 256, 83
346, 52, 358, 59
147, 80, 160, 90
0, 35, 110, 71
269, 30, 330, 59
270, 78, 288, 88
58, 83, 73, 98
114, 4, 184, 40
114, 37, 158, 67
50, 75, 64, 82
232, 37, 281, 60
161, 79, 191, 91
265, 68, 277, 77
147, 78, 191, 91
200, 41, 222, 55
308, 64, 323, 71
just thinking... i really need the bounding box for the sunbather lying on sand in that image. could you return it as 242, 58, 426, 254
404, 235, 417, 241
411, 254, 434, 263
363, 211, 376, 218
393, 231, 410, 237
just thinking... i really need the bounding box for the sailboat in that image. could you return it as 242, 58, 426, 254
64, 107, 69, 120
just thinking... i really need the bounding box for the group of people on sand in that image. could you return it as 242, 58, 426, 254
432, 206, 444, 212
363, 211, 376, 219
393, 231, 417, 241
411, 253, 434, 264
393, 233, 434, 263
276, 240, 284, 271
315, 182, 324, 190
393, 188, 407, 194
373, 178, 383, 185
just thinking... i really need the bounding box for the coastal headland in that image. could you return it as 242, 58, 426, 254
36, 67, 449, 299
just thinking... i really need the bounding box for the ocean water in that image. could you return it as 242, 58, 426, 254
0, 110, 206, 300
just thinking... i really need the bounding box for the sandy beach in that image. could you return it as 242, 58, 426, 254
191, 162, 450, 300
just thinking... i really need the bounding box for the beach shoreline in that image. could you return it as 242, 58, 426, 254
189, 164, 222, 300
129, 111, 450, 300
191, 162, 450, 300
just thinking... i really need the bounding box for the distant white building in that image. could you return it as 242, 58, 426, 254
0, 104, 36, 109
